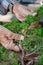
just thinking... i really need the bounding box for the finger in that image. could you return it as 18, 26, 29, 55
0, 25, 24, 40
0, 35, 20, 52
17, 4, 31, 16
14, 9, 25, 21
13, 3, 30, 21
18, 5, 37, 16
13, 3, 30, 17
13, 3, 24, 21
13, 3, 37, 22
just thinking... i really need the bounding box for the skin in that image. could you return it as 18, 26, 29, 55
0, 12, 13, 22
0, 3, 40, 52
0, 25, 24, 52
0, 2, 42, 22
13, 3, 37, 22
0, 35, 20, 52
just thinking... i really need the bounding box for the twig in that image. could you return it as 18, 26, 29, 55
25, 50, 37, 57
20, 45, 24, 65
27, 60, 33, 65
19, 44, 24, 65
28, 21, 39, 30
25, 44, 43, 57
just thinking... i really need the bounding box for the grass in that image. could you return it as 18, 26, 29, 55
0, 6, 43, 65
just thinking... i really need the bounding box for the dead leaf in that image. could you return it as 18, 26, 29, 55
28, 21, 39, 30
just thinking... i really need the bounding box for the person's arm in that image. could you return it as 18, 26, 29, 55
0, 12, 13, 22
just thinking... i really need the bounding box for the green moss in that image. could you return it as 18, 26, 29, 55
0, 6, 43, 65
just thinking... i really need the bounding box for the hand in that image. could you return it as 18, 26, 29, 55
0, 25, 24, 41
0, 35, 21, 52
0, 25, 24, 52
13, 3, 37, 22
0, 12, 13, 22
